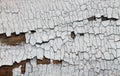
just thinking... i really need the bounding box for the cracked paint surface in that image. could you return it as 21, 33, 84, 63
0, 0, 120, 76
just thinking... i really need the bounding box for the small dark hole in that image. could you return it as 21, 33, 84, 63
71, 31, 76, 39
30, 30, 36, 33
79, 33, 84, 36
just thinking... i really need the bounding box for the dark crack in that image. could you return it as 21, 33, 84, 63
87, 15, 118, 21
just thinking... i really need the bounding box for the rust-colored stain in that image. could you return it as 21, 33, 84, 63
0, 57, 62, 76
0, 33, 26, 46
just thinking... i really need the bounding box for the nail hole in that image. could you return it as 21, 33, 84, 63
71, 31, 76, 39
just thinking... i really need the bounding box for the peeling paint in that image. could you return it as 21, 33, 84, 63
0, 33, 25, 46
0, 57, 62, 76
0, 0, 120, 76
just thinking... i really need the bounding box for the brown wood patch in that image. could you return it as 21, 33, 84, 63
0, 33, 26, 46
